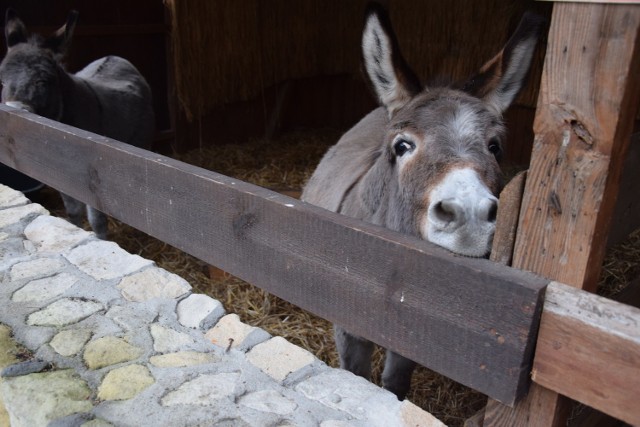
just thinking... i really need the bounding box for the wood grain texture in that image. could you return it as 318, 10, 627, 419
0, 105, 548, 404
485, 2, 640, 426
482, 176, 578, 427
532, 282, 640, 426
490, 171, 527, 266
512, 3, 640, 292
484, 385, 571, 427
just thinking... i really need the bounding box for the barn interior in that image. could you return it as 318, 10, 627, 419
1, 1, 639, 425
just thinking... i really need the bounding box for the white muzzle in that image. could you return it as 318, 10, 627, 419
423, 167, 498, 257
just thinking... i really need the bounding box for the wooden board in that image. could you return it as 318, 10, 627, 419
532, 282, 640, 426
0, 105, 549, 404
484, 2, 640, 425
512, 3, 640, 293
490, 171, 527, 266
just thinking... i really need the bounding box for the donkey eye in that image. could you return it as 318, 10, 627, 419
393, 138, 415, 157
488, 138, 502, 158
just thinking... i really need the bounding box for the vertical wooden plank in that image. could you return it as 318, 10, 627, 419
490, 171, 527, 266
484, 2, 640, 426
512, 3, 640, 292
485, 386, 572, 427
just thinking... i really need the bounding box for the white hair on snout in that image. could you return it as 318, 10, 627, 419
422, 167, 497, 257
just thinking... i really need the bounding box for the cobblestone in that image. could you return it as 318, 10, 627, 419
177, 293, 225, 329
27, 298, 104, 327
97, 364, 155, 401
24, 215, 91, 253
205, 313, 270, 351
248, 337, 317, 382
8, 256, 66, 280
0, 183, 445, 426
66, 241, 153, 281
83, 336, 144, 370
12, 272, 79, 303
117, 267, 190, 302
50, 329, 92, 357
1, 370, 92, 427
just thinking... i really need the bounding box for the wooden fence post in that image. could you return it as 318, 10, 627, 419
484, 2, 640, 426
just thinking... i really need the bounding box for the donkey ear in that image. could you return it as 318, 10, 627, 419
463, 12, 545, 115
43, 10, 79, 55
5, 8, 27, 48
362, 3, 421, 117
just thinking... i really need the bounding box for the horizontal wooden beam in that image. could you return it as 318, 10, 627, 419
0, 105, 548, 404
532, 282, 640, 426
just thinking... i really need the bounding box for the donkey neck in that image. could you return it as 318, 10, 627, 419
58, 70, 104, 135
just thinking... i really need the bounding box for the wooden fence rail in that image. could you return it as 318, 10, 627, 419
1, 106, 639, 423
532, 281, 640, 426
0, 105, 548, 405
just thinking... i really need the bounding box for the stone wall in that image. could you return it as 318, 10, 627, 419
0, 184, 444, 427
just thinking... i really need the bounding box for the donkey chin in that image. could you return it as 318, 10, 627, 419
424, 224, 495, 258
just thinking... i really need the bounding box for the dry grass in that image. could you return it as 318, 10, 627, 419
32, 129, 640, 426
599, 227, 640, 298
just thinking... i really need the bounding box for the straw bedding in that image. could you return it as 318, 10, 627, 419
32, 129, 640, 426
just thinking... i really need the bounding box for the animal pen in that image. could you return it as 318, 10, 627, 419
0, 0, 639, 426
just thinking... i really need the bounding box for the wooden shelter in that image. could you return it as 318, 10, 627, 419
165, 0, 552, 164
0, 0, 639, 426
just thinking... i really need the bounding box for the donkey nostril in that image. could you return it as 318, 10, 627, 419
433, 199, 460, 224
481, 198, 498, 223
487, 202, 498, 222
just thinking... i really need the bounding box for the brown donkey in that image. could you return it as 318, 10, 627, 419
302, 4, 544, 400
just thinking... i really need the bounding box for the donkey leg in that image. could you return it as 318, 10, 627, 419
382, 350, 417, 400
87, 206, 108, 240
60, 192, 85, 227
334, 325, 374, 380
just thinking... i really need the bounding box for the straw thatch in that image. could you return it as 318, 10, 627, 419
166, 0, 550, 122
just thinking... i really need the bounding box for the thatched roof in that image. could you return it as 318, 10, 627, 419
166, 0, 550, 121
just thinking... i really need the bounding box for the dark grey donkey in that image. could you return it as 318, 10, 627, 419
302, 4, 544, 400
0, 9, 154, 239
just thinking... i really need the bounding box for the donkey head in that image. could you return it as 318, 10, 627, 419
0, 9, 78, 119
361, 4, 543, 257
